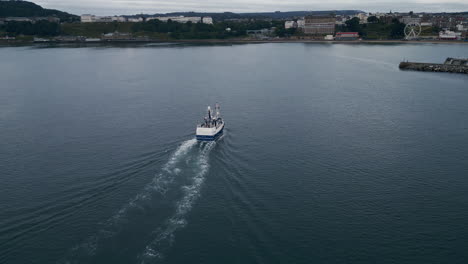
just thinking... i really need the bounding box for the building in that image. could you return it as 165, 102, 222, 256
80, 14, 95, 22
456, 23, 467, 32
2, 17, 59, 23
400, 16, 421, 25
146, 16, 213, 24
335, 32, 359, 40
431, 15, 461, 29
148, 16, 201, 23
85, 38, 101, 42
82, 15, 132, 23
224, 18, 250, 22
304, 15, 335, 35
0, 35, 15, 40
101, 32, 135, 41
335, 16, 346, 25
372, 12, 387, 18
112, 16, 127, 22
202, 17, 213, 24
99, 16, 114, 22
81, 15, 113, 22
246, 28, 275, 39
127, 17, 144, 22
53, 36, 86, 42
380, 15, 396, 24
297, 19, 305, 28
5, 17, 33, 22
355, 13, 369, 24
439, 30, 462, 40
33, 37, 50, 42
284, 21, 297, 29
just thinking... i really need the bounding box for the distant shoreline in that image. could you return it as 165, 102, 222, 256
1, 39, 468, 46
166, 39, 468, 45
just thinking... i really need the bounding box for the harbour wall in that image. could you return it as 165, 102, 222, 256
399, 61, 468, 74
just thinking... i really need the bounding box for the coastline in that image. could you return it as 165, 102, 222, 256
166, 39, 468, 45
1, 38, 468, 46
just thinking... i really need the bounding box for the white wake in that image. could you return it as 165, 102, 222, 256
63, 139, 198, 261
140, 141, 216, 263
113, 139, 198, 219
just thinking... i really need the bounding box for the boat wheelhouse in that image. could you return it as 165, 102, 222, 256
196, 104, 224, 141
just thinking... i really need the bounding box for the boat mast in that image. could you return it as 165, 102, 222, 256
207, 106, 212, 121
215, 103, 220, 119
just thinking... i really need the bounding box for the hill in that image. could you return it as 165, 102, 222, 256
127, 10, 365, 20
0, 0, 78, 21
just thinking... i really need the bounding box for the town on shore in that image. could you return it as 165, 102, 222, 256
1, 0, 467, 44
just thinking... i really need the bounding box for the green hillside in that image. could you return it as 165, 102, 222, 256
0, 0, 78, 21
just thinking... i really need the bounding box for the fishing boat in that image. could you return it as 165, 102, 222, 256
196, 103, 224, 141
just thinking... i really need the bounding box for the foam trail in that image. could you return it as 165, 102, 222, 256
114, 139, 198, 218
63, 139, 197, 261
140, 141, 216, 263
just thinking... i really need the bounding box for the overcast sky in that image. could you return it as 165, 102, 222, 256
33, 0, 468, 16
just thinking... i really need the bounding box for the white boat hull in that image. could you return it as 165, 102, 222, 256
196, 123, 224, 141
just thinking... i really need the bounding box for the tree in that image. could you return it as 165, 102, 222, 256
345, 17, 361, 32
367, 16, 379, 23
5, 21, 60, 36
389, 20, 405, 39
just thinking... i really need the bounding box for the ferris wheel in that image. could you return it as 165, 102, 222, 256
404, 23, 422, 40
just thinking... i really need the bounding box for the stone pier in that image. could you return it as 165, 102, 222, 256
399, 58, 468, 74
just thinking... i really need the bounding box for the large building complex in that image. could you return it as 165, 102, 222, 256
147, 16, 201, 23
80, 14, 213, 24
146, 16, 213, 24
304, 15, 335, 34
81, 15, 127, 22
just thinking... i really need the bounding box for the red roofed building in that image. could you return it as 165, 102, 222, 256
335, 32, 360, 40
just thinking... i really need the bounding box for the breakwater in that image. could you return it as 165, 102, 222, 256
399, 58, 468, 74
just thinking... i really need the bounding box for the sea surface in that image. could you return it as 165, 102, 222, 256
1, 43, 467, 264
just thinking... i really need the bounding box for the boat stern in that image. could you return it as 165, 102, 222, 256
196, 124, 224, 141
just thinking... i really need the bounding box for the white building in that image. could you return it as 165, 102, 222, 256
112, 16, 127, 22
456, 23, 466, 32
85, 38, 101, 42
439, 30, 462, 40
355, 13, 368, 24
147, 16, 214, 24
81, 15, 127, 23
285, 21, 296, 29
127, 17, 144, 22
297, 19, 305, 29
81, 14, 95, 22
202, 17, 213, 24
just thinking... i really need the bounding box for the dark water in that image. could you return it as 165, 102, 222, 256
1, 43, 467, 264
